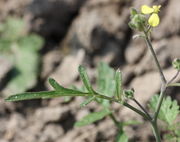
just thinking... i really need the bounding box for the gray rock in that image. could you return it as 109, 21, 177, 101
125, 38, 146, 64
41, 50, 63, 78
167, 36, 180, 60
48, 49, 85, 87
61, 0, 130, 64
133, 0, 153, 9
39, 124, 64, 142
34, 106, 69, 124
4, 113, 26, 141
0, 57, 13, 90
152, 0, 180, 39
0, 0, 31, 20
133, 37, 180, 75
28, 0, 86, 39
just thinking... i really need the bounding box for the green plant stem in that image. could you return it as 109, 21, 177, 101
144, 32, 166, 84
123, 102, 151, 121
143, 33, 167, 122
151, 121, 161, 142
168, 70, 180, 84
132, 98, 152, 120
109, 113, 119, 126
93, 92, 151, 120
143, 31, 168, 142
153, 85, 166, 122
167, 83, 180, 87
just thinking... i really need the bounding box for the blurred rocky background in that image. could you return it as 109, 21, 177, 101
0, 0, 179, 142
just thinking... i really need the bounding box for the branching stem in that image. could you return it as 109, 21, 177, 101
168, 70, 180, 84
132, 98, 152, 120
143, 31, 169, 142
93, 92, 151, 120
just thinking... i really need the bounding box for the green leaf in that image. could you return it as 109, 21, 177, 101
149, 95, 180, 125
116, 130, 128, 142
122, 120, 141, 126
74, 109, 111, 127
5, 89, 88, 102
0, 17, 25, 41
4, 46, 41, 94
5, 50, 38, 93
0, 38, 11, 52
0, 17, 44, 96
49, 78, 68, 91
80, 96, 96, 107
78, 65, 94, 93
168, 83, 180, 87
163, 133, 177, 142
115, 69, 122, 100
18, 34, 44, 51
96, 62, 116, 106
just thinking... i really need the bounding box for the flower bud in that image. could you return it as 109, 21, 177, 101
128, 8, 147, 31
123, 88, 134, 99
172, 58, 180, 70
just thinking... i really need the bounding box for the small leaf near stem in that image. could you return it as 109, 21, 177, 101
78, 65, 95, 94
115, 69, 123, 100
80, 96, 96, 107
168, 83, 180, 87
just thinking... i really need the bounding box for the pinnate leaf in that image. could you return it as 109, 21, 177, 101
149, 95, 179, 125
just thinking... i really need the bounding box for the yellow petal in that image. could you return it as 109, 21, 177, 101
141, 5, 154, 14
148, 13, 160, 27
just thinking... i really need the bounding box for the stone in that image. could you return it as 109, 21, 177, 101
0, 57, 13, 90
61, 0, 130, 64
167, 36, 180, 60
28, 0, 87, 40
41, 50, 63, 78
125, 38, 146, 64
152, 0, 180, 39
39, 124, 64, 142
133, 37, 180, 75
48, 49, 85, 87
133, 0, 153, 9
34, 106, 69, 124
4, 113, 26, 141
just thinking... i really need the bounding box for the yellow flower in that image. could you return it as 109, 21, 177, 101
141, 5, 161, 27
